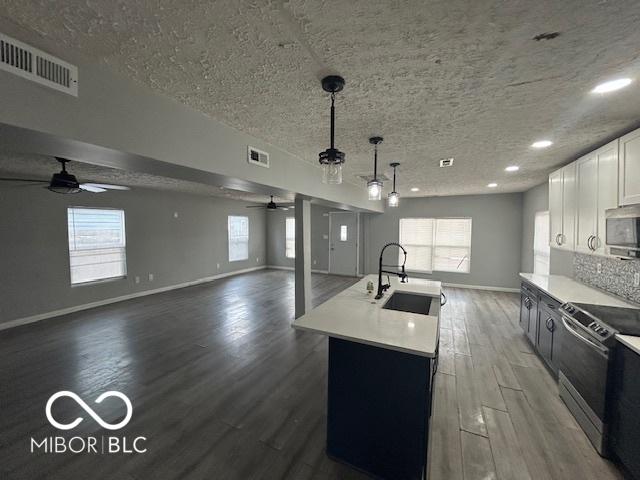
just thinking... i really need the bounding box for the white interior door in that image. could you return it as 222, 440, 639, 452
329, 212, 358, 276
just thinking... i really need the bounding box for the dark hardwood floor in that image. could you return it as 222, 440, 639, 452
0, 270, 623, 479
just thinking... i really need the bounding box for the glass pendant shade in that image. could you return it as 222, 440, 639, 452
388, 191, 399, 207
322, 163, 343, 184
367, 179, 383, 200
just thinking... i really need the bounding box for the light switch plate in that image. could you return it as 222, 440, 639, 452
634, 272, 640, 287
135, 276, 140, 284
216, 263, 220, 270
148, 273, 154, 282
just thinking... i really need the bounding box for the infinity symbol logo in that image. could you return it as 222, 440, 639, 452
45, 391, 133, 431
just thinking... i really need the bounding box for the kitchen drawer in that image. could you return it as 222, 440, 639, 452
521, 282, 538, 297
538, 292, 561, 312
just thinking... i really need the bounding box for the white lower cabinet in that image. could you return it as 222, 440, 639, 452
575, 140, 619, 255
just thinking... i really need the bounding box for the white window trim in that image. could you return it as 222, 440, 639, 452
67, 206, 127, 286
399, 217, 472, 274
285, 217, 295, 259
228, 215, 250, 262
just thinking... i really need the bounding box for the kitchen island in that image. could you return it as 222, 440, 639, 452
293, 274, 442, 480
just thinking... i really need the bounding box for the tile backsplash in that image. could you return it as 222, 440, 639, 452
574, 253, 640, 305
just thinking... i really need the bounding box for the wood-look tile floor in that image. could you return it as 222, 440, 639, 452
0, 271, 623, 479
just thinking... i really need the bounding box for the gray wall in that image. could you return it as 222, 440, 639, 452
0, 185, 266, 325
266, 205, 332, 271
363, 194, 524, 289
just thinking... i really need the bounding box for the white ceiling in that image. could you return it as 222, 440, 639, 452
0, 153, 293, 204
3, 0, 640, 197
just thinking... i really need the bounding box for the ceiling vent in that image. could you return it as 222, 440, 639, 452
357, 173, 390, 182
439, 158, 454, 168
247, 146, 269, 168
0, 32, 78, 96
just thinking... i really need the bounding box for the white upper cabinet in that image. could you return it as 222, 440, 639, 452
575, 140, 619, 255
619, 128, 640, 206
549, 162, 576, 251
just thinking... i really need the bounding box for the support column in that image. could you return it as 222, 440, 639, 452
295, 197, 312, 319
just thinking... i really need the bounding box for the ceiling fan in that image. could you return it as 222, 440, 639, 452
0, 157, 131, 194
246, 195, 292, 211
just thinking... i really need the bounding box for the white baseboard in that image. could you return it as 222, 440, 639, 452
442, 282, 520, 293
266, 265, 329, 274
0, 266, 267, 332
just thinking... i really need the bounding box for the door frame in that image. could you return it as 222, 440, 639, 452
328, 211, 360, 277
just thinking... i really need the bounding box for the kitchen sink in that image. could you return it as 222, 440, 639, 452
382, 292, 433, 315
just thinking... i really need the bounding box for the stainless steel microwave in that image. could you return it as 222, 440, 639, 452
606, 205, 640, 259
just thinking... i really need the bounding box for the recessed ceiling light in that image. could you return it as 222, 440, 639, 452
505, 165, 520, 172
531, 140, 553, 149
487, 183, 498, 188
410, 187, 420, 192
591, 78, 632, 94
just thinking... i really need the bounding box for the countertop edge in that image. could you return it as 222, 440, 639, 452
293, 323, 438, 358
616, 334, 640, 356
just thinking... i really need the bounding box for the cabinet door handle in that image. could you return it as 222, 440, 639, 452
593, 236, 600, 250
555, 233, 561, 245
587, 235, 594, 251
546, 317, 555, 332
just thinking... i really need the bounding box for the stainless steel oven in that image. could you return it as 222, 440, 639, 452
557, 305, 614, 455
606, 205, 640, 259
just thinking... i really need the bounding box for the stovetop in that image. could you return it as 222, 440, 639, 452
573, 303, 640, 337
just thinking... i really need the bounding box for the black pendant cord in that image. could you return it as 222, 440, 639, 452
373, 144, 378, 180
392, 165, 396, 191
330, 93, 335, 150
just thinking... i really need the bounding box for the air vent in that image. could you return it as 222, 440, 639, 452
0, 32, 78, 96
439, 158, 454, 167
247, 146, 269, 168
357, 173, 390, 182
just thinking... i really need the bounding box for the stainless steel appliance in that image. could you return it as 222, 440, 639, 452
606, 205, 640, 259
558, 302, 640, 456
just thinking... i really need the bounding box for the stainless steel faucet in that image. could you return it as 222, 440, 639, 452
376, 242, 408, 300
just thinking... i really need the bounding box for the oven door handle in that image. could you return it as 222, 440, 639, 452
561, 316, 609, 356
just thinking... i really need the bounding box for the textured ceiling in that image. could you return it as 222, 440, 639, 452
0, 153, 293, 204
3, 0, 640, 197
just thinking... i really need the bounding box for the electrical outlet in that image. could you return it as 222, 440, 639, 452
634, 272, 640, 287
135, 276, 140, 284
173, 212, 179, 218
313, 259, 317, 265
148, 273, 154, 282
597, 263, 602, 274
256, 257, 260, 263
216, 263, 220, 270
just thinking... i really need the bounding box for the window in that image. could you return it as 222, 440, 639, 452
340, 225, 348, 242
67, 207, 126, 285
399, 218, 472, 273
228, 215, 249, 262
285, 217, 295, 258
534, 211, 550, 275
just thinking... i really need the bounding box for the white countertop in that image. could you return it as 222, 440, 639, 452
519, 273, 638, 309
292, 274, 441, 357
617, 335, 640, 356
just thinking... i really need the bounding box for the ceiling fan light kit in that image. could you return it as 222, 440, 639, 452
367, 136, 384, 201
319, 75, 346, 185
388, 162, 400, 207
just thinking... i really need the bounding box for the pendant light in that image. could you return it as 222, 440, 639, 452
388, 162, 400, 207
367, 136, 384, 200
319, 75, 346, 184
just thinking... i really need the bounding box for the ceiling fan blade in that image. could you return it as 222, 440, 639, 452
0, 177, 49, 183
80, 184, 107, 193
82, 183, 130, 191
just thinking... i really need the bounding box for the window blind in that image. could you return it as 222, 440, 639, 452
534, 211, 550, 275
399, 217, 472, 273
228, 215, 249, 262
67, 207, 126, 285
285, 217, 295, 259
